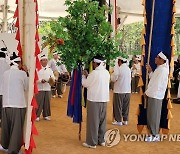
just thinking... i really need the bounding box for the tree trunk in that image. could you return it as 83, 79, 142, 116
92, 0, 106, 6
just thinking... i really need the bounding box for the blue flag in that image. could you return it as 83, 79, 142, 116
138, 0, 173, 131
67, 66, 82, 123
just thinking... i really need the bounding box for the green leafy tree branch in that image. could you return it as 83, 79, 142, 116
41, 0, 122, 71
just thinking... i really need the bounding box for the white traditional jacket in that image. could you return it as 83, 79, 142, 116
82, 65, 110, 102
111, 63, 131, 94
37, 65, 55, 91
48, 59, 67, 74
2, 65, 28, 108
0, 58, 10, 95
145, 63, 169, 100
48, 59, 58, 72
58, 64, 67, 74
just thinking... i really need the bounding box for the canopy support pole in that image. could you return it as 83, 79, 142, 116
1, 0, 8, 32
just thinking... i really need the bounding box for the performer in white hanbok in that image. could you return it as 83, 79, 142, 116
0, 52, 29, 154
36, 55, 55, 121
82, 55, 110, 149
145, 52, 169, 142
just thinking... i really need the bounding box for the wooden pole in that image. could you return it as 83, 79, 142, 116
22, 0, 26, 64
144, 0, 156, 108
112, 0, 117, 122
2, 0, 8, 33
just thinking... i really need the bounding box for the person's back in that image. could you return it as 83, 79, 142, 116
0, 50, 10, 121
0, 58, 10, 94
86, 67, 110, 102
1, 53, 28, 154
113, 64, 131, 94
2, 67, 28, 108
82, 56, 110, 148
111, 58, 131, 126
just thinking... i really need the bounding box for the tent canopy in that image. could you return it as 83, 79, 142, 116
117, 0, 180, 24
118, 0, 180, 16
0, 0, 68, 21
0, 0, 180, 24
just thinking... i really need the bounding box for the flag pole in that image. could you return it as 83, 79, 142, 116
144, 0, 156, 108
79, 122, 81, 140
22, 0, 26, 64
111, 0, 117, 122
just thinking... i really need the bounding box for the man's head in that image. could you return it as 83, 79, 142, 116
40, 55, 48, 67
134, 58, 139, 64
93, 55, 105, 69
118, 57, 127, 66
53, 51, 58, 60
137, 56, 141, 62
0, 52, 6, 58
177, 55, 180, 62
132, 55, 137, 61
0, 48, 7, 58
155, 52, 167, 65
10, 52, 22, 69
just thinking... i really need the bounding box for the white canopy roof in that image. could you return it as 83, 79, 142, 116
0, 0, 180, 24
117, 0, 180, 24
0, 0, 68, 21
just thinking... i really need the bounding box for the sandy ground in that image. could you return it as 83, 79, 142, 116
0, 86, 180, 154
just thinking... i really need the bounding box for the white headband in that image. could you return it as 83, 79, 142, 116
11, 57, 21, 62
53, 52, 58, 56
158, 52, 167, 61
94, 58, 106, 63
137, 56, 141, 60
158, 52, 169, 74
118, 57, 127, 62
40, 56, 48, 60
11, 57, 21, 66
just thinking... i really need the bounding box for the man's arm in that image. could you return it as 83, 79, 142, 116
82, 71, 95, 88
111, 72, 118, 82
146, 64, 153, 78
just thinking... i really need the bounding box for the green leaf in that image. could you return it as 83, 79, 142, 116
39, 0, 123, 71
